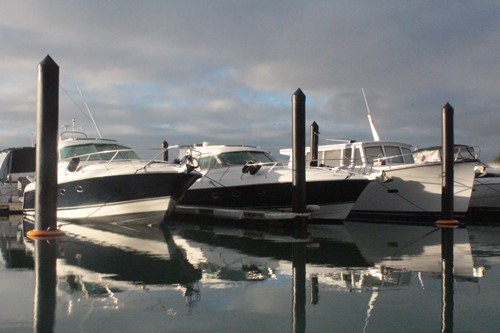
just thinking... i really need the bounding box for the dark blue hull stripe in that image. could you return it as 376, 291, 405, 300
23, 172, 199, 210
179, 179, 369, 209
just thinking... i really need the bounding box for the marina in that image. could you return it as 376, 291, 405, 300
1, 55, 499, 333
2, 2, 499, 332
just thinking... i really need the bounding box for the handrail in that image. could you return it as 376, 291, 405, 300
62, 148, 136, 162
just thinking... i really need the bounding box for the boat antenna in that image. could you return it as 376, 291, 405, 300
77, 86, 103, 138
362, 88, 380, 142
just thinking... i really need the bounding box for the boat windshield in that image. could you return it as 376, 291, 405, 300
59, 143, 140, 161
199, 150, 279, 170
363, 145, 414, 165
413, 145, 477, 164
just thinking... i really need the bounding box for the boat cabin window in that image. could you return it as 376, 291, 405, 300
198, 155, 218, 170
60, 144, 140, 161
401, 147, 414, 163
352, 147, 364, 165
456, 146, 477, 161
364, 146, 384, 164
385, 146, 404, 164
198, 150, 279, 170
323, 149, 342, 167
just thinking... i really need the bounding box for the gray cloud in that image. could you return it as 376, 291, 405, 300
1, 0, 499, 162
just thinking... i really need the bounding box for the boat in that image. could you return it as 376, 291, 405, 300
280, 140, 478, 222
468, 163, 500, 221
22, 130, 200, 225
0, 147, 36, 208
173, 143, 372, 221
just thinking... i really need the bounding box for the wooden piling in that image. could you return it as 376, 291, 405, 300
310, 121, 319, 167
27, 55, 64, 238
163, 140, 169, 161
292, 89, 307, 237
436, 103, 459, 227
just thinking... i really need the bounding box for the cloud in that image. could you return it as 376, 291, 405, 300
0, 0, 499, 162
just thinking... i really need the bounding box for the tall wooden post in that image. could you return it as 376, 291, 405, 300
27, 55, 64, 238
436, 103, 459, 227
310, 121, 319, 167
292, 89, 307, 237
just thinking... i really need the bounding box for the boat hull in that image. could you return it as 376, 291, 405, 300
466, 173, 500, 222
23, 170, 200, 225
177, 166, 370, 221
348, 161, 477, 222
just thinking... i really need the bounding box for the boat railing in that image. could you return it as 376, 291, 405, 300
62, 148, 134, 162
201, 161, 281, 181
63, 147, 179, 172
59, 130, 89, 140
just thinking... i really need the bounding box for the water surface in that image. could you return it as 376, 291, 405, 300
1, 216, 499, 332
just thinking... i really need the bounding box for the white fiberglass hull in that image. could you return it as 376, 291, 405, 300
178, 165, 371, 221
466, 171, 500, 221
23, 159, 200, 225
470, 176, 500, 209
349, 161, 476, 221
24, 196, 176, 225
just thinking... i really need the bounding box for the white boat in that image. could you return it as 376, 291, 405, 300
468, 164, 500, 220
281, 141, 478, 222
22, 131, 200, 225
174, 143, 372, 221
413, 145, 500, 221
0, 147, 35, 204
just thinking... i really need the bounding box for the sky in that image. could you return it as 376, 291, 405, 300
1, 1, 499, 162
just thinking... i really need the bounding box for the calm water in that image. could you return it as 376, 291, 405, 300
1, 215, 499, 333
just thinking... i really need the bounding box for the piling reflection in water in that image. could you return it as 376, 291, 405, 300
292, 242, 306, 333
3, 216, 494, 332
441, 227, 455, 333
33, 238, 57, 333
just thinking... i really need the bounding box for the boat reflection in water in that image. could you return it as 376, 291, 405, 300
3, 216, 494, 332
20, 220, 202, 313
167, 221, 481, 291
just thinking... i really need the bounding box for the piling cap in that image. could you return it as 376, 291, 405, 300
293, 88, 305, 97
39, 55, 58, 67
442, 103, 454, 112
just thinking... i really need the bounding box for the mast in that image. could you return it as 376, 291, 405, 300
362, 88, 381, 142
78, 86, 103, 138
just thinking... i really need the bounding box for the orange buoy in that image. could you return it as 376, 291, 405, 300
26, 229, 65, 240
435, 219, 460, 229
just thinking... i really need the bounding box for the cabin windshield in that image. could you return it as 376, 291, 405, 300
59, 143, 140, 161
364, 146, 384, 164
198, 150, 279, 170
413, 145, 476, 164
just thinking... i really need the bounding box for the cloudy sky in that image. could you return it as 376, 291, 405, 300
1, 1, 499, 162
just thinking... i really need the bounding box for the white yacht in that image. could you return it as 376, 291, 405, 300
414, 146, 500, 221
469, 164, 500, 220
281, 140, 478, 222
0, 147, 35, 205
22, 130, 200, 225
174, 143, 372, 221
